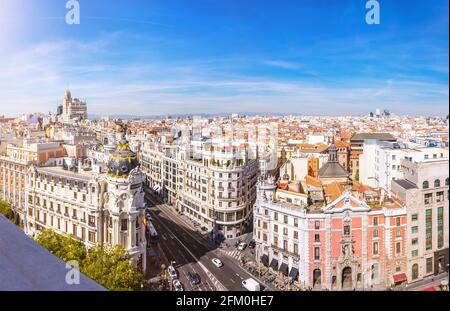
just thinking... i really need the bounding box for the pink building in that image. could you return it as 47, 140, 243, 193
254, 178, 408, 290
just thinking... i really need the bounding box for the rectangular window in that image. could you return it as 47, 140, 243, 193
314, 247, 320, 260
373, 217, 378, 226
274, 212, 278, 221
373, 229, 379, 238
284, 215, 288, 224
425, 209, 432, 250
412, 226, 418, 234
314, 234, 320, 242
283, 227, 288, 236
396, 217, 401, 227
412, 250, 418, 257
437, 207, 444, 248
396, 242, 402, 255
294, 231, 298, 240
294, 243, 298, 255
424, 193, 433, 205
426, 257, 433, 273
411, 214, 418, 222
314, 221, 320, 230
412, 238, 418, 245
396, 230, 401, 238
294, 218, 298, 226
88, 231, 96, 243
274, 224, 278, 233
373, 242, 379, 255
121, 219, 128, 231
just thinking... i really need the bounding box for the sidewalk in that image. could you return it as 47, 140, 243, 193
406, 272, 448, 291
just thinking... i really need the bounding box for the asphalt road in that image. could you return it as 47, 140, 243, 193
145, 193, 263, 291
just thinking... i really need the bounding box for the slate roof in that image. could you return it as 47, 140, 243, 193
350, 133, 396, 142
0, 215, 105, 291
392, 179, 418, 190
318, 161, 349, 178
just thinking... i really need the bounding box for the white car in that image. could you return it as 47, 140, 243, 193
237, 242, 247, 251
173, 280, 184, 291
168, 265, 178, 280
212, 258, 223, 268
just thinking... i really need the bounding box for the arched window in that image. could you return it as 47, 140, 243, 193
422, 181, 429, 189
434, 179, 441, 187
446, 178, 449, 186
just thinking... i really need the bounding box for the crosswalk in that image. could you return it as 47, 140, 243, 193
224, 249, 242, 260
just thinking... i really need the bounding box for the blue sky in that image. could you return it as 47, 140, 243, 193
0, 0, 448, 117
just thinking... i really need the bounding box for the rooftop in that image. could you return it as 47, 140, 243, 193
0, 215, 105, 291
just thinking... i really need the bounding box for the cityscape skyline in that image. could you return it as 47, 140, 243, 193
0, 0, 448, 117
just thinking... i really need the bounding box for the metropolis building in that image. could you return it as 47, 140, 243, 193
24, 134, 147, 272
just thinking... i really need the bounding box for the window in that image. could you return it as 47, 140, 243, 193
274, 212, 278, 221
283, 240, 288, 250
396, 230, 401, 238
314, 234, 320, 242
294, 218, 298, 226
294, 243, 299, 255
373, 229, 379, 238
343, 225, 350, 236
412, 238, 418, 245
274, 224, 278, 233
446, 178, 449, 186
314, 221, 320, 230
426, 258, 433, 274
314, 247, 320, 260
294, 231, 299, 240
423, 181, 429, 189
396, 242, 402, 255
396, 217, 401, 226
426, 209, 432, 250
438, 207, 444, 248
121, 219, 128, 231
437, 191, 444, 202
283, 215, 288, 224
373, 217, 378, 226
88, 231, 96, 243
412, 250, 418, 257
424, 193, 433, 205
411, 214, 418, 222
373, 242, 379, 255
412, 226, 418, 234
283, 228, 288, 236
434, 179, 441, 188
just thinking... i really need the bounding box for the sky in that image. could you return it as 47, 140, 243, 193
0, 0, 448, 117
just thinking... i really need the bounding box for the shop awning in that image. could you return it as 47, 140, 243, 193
288, 267, 299, 279
269, 259, 279, 271
261, 254, 269, 267
279, 262, 289, 276
393, 273, 407, 283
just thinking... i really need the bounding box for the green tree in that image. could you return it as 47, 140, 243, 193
82, 245, 145, 291
0, 200, 12, 220
34, 229, 85, 263
355, 169, 360, 181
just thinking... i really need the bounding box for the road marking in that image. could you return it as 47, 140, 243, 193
230, 278, 236, 284
152, 211, 227, 291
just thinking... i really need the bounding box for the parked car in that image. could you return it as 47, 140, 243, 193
237, 242, 247, 251
173, 280, 184, 291
211, 258, 223, 268
248, 240, 256, 249
168, 265, 178, 280
242, 278, 261, 291
188, 272, 201, 285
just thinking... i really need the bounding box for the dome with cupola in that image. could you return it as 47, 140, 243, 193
106, 135, 139, 178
